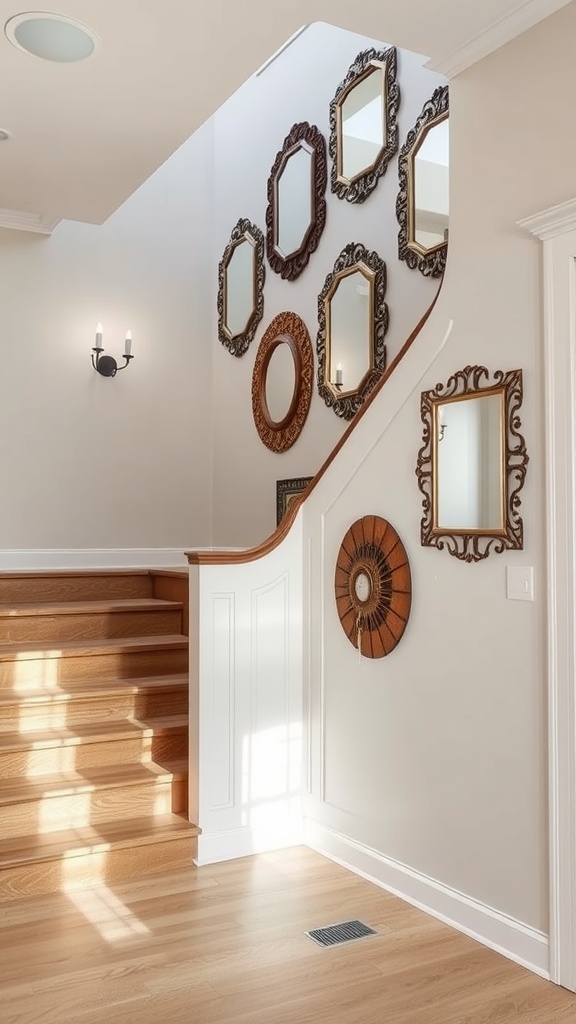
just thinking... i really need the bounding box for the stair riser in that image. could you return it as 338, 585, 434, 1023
0, 735, 152, 777
0, 834, 197, 901
2, 781, 174, 839
151, 730, 189, 765
0, 575, 154, 604
0, 648, 188, 689
171, 776, 187, 815
0, 609, 183, 645
152, 576, 189, 636
0, 689, 188, 730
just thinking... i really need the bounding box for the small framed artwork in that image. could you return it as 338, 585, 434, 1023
276, 477, 313, 526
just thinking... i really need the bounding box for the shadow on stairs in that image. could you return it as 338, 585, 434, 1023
0, 568, 199, 901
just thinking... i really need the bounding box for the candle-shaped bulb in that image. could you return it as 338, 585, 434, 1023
124, 330, 132, 357
335, 362, 343, 385
95, 322, 103, 348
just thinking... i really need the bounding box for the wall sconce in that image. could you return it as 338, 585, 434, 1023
91, 323, 133, 377
333, 361, 343, 391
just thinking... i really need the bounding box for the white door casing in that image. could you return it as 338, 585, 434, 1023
519, 197, 576, 990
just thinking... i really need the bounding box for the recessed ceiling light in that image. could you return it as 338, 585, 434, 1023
5, 12, 99, 62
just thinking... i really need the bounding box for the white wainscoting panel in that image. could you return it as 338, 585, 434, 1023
192, 513, 304, 864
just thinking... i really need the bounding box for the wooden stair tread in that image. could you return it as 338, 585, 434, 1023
0, 634, 188, 661
0, 761, 178, 802
0, 598, 183, 617
0, 714, 187, 750
158, 757, 188, 778
0, 673, 188, 705
0, 814, 200, 866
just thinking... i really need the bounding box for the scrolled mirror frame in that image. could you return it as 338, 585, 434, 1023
251, 311, 314, 453
317, 242, 388, 421
397, 85, 449, 278
265, 121, 327, 281
217, 217, 265, 357
329, 46, 400, 204
415, 365, 529, 562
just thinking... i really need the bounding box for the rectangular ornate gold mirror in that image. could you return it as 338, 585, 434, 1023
416, 366, 528, 561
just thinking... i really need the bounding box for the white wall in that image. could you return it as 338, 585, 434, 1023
303, 2, 576, 951
210, 22, 446, 548
0, 121, 215, 556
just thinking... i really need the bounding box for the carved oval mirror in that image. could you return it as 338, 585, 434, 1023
218, 217, 265, 356
329, 46, 399, 204
266, 122, 327, 281
416, 365, 529, 561
317, 242, 388, 420
397, 85, 449, 278
252, 311, 313, 452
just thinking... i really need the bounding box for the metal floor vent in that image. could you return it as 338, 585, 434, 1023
305, 919, 377, 948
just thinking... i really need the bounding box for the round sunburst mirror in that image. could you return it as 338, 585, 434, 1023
334, 515, 412, 658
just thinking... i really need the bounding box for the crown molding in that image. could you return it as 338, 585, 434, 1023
518, 197, 576, 240
0, 208, 61, 235
428, 0, 572, 78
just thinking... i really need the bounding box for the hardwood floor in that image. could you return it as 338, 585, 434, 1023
1, 846, 575, 1024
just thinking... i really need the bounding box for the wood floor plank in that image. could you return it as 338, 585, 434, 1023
1, 848, 575, 1024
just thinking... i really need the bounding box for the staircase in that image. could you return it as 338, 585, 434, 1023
0, 569, 199, 901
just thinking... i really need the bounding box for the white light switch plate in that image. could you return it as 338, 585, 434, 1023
506, 566, 534, 601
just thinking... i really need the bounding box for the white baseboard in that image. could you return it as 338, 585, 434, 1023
304, 820, 549, 980
195, 823, 303, 866
0, 549, 190, 570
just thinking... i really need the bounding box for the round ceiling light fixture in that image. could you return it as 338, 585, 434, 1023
0, 130, 13, 141
5, 12, 99, 62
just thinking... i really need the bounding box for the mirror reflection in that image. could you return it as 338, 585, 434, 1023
265, 340, 296, 424
339, 67, 384, 182
413, 117, 449, 251
353, 570, 372, 603
435, 392, 504, 531
276, 144, 313, 258
224, 238, 255, 338
327, 269, 372, 394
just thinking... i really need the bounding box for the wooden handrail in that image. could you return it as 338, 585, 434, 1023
186, 284, 442, 566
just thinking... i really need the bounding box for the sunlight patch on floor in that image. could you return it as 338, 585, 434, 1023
64, 875, 151, 942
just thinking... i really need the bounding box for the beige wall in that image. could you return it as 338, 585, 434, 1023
0, 123, 215, 553
305, 2, 576, 934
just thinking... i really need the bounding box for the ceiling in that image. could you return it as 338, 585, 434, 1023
0, 0, 569, 233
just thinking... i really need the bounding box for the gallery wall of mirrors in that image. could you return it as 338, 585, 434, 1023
214, 36, 457, 541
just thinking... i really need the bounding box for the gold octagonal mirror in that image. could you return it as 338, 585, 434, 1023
416, 365, 529, 561
266, 121, 327, 281
329, 46, 399, 204
218, 217, 265, 356
398, 85, 449, 278
316, 242, 388, 420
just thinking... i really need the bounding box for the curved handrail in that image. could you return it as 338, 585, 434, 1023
186, 283, 443, 566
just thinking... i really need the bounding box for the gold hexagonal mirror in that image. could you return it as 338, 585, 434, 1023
218, 218, 265, 356
316, 242, 388, 420
398, 85, 449, 278
329, 46, 399, 204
